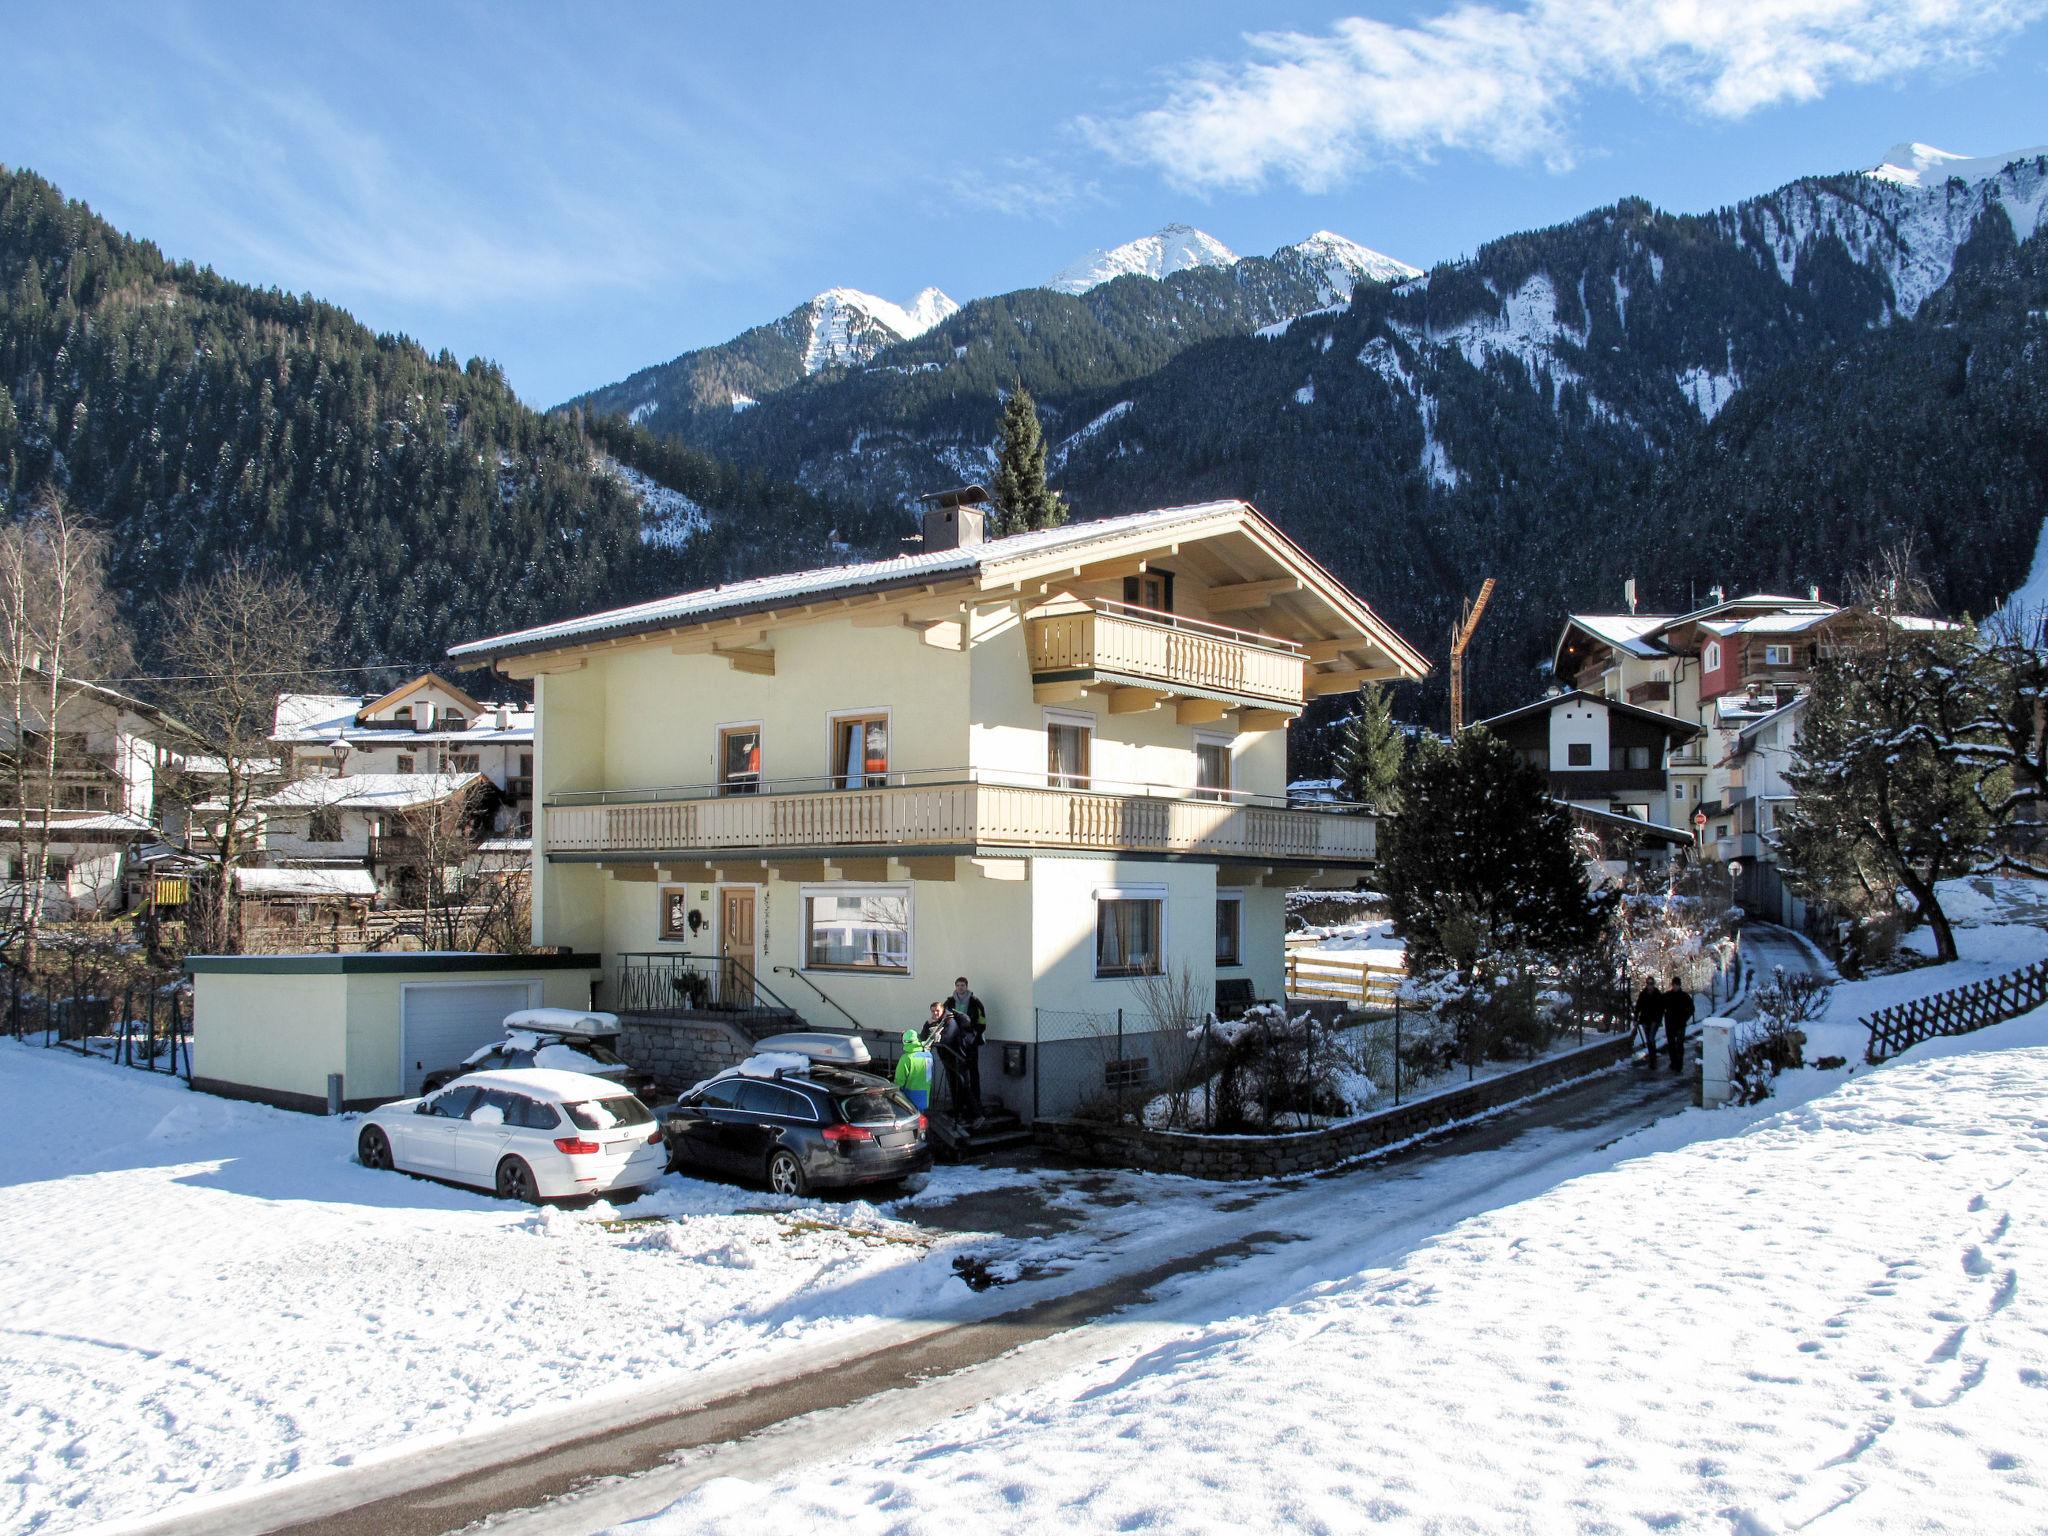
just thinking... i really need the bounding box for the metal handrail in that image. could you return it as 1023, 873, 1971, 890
549, 765, 1369, 814
770, 965, 869, 1035
606, 951, 801, 1017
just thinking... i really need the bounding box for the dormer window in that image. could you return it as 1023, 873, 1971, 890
442, 713, 466, 732
1762, 644, 1792, 667
1703, 641, 1722, 672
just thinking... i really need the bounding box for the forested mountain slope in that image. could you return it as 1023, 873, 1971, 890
562, 234, 1406, 504
0, 167, 862, 674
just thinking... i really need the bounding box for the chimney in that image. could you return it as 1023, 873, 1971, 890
1709, 583, 1726, 606
1624, 577, 1638, 615
495, 703, 511, 730
1808, 584, 1821, 603
916, 485, 990, 552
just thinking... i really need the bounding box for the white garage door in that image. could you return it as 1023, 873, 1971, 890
399, 982, 538, 1094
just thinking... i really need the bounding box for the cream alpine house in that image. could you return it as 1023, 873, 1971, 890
449, 498, 1426, 1107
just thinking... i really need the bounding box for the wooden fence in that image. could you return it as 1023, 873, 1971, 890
1284, 948, 1405, 1011
1863, 956, 2048, 1062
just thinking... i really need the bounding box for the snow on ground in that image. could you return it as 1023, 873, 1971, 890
0, 1046, 1011, 1535
1289, 914, 1403, 967
1795, 879, 2048, 1066
612, 1005, 2048, 1536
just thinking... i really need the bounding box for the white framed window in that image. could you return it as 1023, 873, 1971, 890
828, 710, 890, 790
1045, 709, 1093, 789
1095, 885, 1165, 979
1673, 782, 1686, 801
1215, 890, 1243, 968
1763, 643, 1793, 666
1194, 732, 1233, 800
802, 884, 911, 974
1704, 641, 1722, 672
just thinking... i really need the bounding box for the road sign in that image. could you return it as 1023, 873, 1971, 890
1693, 809, 1707, 829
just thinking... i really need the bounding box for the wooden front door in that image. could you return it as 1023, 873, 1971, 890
719, 887, 757, 1006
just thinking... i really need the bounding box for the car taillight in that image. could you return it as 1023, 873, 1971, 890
916, 1114, 927, 1132
646, 1128, 663, 1144
821, 1123, 874, 1143
553, 1137, 600, 1155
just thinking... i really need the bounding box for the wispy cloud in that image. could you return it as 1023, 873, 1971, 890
944, 156, 1107, 221
1084, 0, 2048, 190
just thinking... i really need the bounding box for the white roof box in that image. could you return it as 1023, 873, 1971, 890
753, 1031, 872, 1066
501, 1007, 621, 1037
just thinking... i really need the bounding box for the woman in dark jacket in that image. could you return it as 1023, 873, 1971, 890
1662, 976, 1693, 1071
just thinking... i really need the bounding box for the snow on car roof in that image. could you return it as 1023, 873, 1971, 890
447, 1068, 640, 1101
502, 1007, 620, 1035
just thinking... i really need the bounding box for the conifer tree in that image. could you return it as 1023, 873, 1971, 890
1332, 681, 1405, 810
1382, 728, 1603, 972
987, 385, 1069, 536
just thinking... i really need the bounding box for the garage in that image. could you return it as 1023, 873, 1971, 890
399, 982, 538, 1095
186, 951, 601, 1112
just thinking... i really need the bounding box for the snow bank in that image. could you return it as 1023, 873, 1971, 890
613, 1010, 2048, 1535
0, 1043, 991, 1534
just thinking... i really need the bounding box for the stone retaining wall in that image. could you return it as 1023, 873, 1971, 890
617, 1011, 759, 1092
1034, 1032, 1636, 1180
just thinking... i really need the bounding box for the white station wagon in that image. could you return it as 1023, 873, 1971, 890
356, 1068, 667, 1202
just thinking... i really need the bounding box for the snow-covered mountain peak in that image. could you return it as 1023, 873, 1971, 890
1282, 231, 1423, 290
799, 286, 957, 374
1046, 224, 1240, 294
1868, 141, 2048, 188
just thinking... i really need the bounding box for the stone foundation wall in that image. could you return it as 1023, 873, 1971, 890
617, 1011, 759, 1092
1034, 1033, 1635, 1180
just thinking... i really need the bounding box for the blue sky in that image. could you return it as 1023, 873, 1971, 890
7, 2, 2045, 407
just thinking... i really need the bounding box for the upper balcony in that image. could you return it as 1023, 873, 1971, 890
1626, 679, 1672, 705
1026, 600, 1305, 714
546, 769, 1376, 868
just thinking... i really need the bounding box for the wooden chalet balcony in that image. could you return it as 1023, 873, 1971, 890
546, 773, 1376, 867
1626, 679, 1672, 704
1026, 601, 1305, 710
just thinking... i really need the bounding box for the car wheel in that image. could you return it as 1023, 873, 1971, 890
357, 1126, 393, 1171
495, 1156, 540, 1204
766, 1148, 807, 1197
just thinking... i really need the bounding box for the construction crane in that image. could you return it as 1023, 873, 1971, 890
1448, 576, 1497, 735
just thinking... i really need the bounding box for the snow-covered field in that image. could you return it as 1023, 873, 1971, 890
613, 1004, 2048, 1535
0, 1047, 1010, 1535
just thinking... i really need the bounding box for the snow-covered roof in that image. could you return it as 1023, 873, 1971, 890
1736, 693, 1810, 746
274, 694, 359, 738
1563, 614, 1670, 659
273, 692, 532, 745
1475, 689, 1699, 738
233, 867, 379, 899
258, 772, 484, 813
181, 755, 284, 778
0, 811, 156, 838
1726, 610, 1834, 635
449, 502, 1252, 661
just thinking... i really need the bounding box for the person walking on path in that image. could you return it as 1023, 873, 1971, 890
932, 1000, 976, 1121
1662, 976, 1693, 1072
1634, 979, 1663, 1068
950, 976, 987, 1114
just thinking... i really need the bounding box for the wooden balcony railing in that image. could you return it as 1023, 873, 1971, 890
1026, 601, 1304, 706
546, 777, 1375, 865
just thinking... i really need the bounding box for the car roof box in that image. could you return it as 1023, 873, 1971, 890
753, 1031, 872, 1066
502, 1007, 621, 1037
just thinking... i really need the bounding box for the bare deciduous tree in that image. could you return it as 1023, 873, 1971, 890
159, 565, 330, 954
0, 501, 129, 973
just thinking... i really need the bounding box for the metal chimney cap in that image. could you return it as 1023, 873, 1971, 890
917, 484, 990, 509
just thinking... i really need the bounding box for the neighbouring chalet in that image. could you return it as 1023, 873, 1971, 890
271, 673, 535, 838
1, 673, 191, 918
448, 497, 1428, 1118
1553, 592, 1954, 919
1472, 690, 1700, 873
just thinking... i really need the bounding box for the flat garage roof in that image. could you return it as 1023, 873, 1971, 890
185, 951, 601, 975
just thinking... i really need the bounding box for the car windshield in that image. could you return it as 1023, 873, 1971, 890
564, 1095, 653, 1131
837, 1087, 919, 1126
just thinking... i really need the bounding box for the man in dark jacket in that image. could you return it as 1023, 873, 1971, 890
1634, 980, 1663, 1067
950, 976, 987, 1115
1662, 976, 1693, 1071
933, 1002, 976, 1120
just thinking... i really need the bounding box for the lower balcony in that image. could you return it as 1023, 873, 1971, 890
546, 773, 1375, 867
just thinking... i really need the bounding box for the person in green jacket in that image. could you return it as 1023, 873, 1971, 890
894, 1024, 932, 1112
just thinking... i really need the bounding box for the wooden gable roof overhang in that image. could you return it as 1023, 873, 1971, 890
355, 672, 486, 724
1475, 689, 1702, 740
451, 501, 1428, 691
